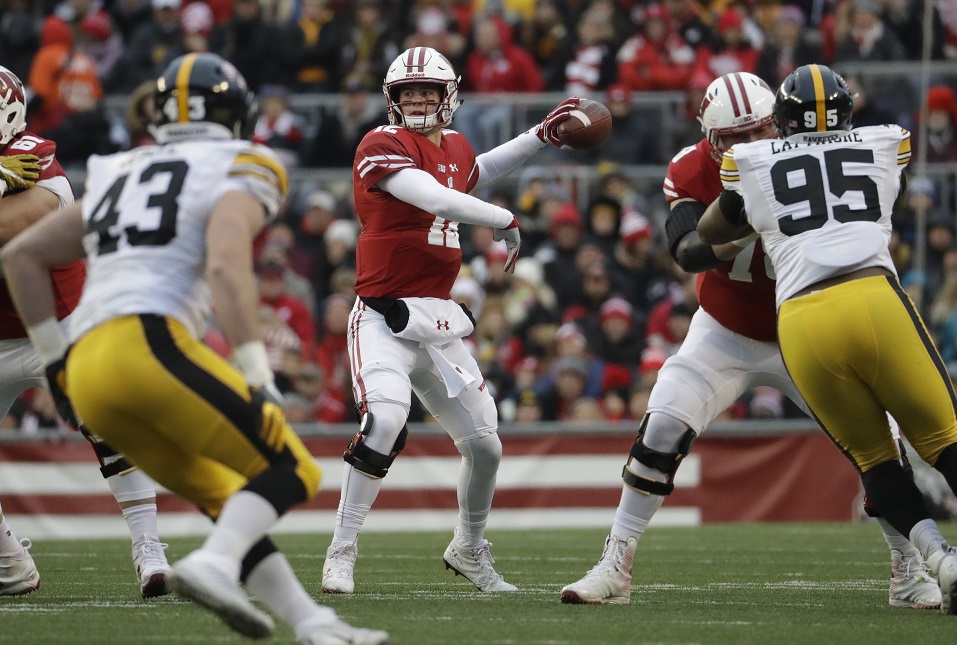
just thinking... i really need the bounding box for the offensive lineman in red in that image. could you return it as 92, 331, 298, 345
321, 46, 579, 594
560, 71, 941, 608
0, 67, 170, 599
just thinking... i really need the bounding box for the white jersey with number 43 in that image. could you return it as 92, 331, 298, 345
69, 140, 288, 343
720, 124, 910, 309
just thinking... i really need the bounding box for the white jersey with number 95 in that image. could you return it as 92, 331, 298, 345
720, 124, 910, 308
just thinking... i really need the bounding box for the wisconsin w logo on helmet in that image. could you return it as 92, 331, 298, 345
773, 64, 854, 137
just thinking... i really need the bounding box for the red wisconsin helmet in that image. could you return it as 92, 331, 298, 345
0, 67, 27, 145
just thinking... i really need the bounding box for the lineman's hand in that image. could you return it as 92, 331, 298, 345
492, 217, 521, 273
0, 154, 41, 195
44, 356, 80, 430
251, 382, 286, 409
535, 98, 581, 148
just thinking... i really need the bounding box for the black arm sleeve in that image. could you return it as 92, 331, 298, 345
665, 201, 722, 273
893, 173, 908, 213
718, 190, 747, 226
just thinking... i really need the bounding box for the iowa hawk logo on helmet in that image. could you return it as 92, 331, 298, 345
773, 64, 854, 137
383, 47, 461, 132
153, 53, 257, 142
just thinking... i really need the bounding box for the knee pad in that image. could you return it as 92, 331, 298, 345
621, 414, 696, 496
81, 427, 136, 479
343, 401, 408, 479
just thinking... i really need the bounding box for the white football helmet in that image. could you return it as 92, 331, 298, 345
383, 47, 461, 132
0, 66, 27, 146
698, 72, 775, 162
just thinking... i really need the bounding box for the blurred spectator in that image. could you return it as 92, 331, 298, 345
122, 79, 157, 148
290, 360, 350, 423
75, 9, 123, 90
181, 1, 215, 53
584, 196, 622, 258
592, 83, 661, 164
883, 0, 947, 60
110, 0, 153, 42
306, 73, 388, 167
755, 4, 821, 88
593, 296, 643, 369
208, 0, 278, 91
503, 257, 558, 330
404, 6, 467, 71
279, 0, 345, 91
537, 355, 591, 420
566, 258, 615, 334
749, 386, 785, 418
337, 0, 400, 92
662, 0, 712, 50
942, 0, 957, 59
913, 85, 957, 163
568, 397, 606, 421
312, 293, 354, 414
832, 0, 906, 64
609, 211, 657, 312
517, 0, 574, 91
0, 0, 40, 82
512, 388, 544, 422
451, 274, 486, 324
689, 8, 760, 87
28, 15, 114, 166
322, 218, 359, 284
923, 212, 957, 303
252, 84, 304, 168
563, 9, 616, 94
118, 0, 186, 92
258, 237, 317, 313
292, 189, 342, 299
458, 16, 544, 151
258, 303, 302, 372
844, 75, 896, 128
541, 203, 586, 311
257, 256, 316, 354
645, 300, 694, 356
616, 3, 694, 93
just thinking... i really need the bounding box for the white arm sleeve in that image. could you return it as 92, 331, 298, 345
378, 168, 514, 229
471, 130, 547, 190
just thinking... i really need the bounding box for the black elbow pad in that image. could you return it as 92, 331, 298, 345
718, 190, 747, 226
665, 201, 707, 257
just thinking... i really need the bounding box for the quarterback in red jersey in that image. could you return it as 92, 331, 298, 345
561, 71, 940, 609
0, 67, 169, 599
322, 46, 580, 595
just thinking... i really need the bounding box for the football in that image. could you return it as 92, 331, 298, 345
557, 99, 613, 150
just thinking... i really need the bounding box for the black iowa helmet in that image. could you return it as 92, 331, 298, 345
154, 53, 256, 139
773, 64, 853, 137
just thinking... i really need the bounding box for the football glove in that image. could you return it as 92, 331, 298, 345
535, 98, 581, 148
252, 382, 286, 410
492, 217, 521, 273
44, 356, 80, 430
0, 154, 41, 196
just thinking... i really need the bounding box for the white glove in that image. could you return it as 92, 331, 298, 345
492, 217, 521, 273
232, 340, 285, 408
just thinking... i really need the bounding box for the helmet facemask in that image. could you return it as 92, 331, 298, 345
0, 67, 27, 146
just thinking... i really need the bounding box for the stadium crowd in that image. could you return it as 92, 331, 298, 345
1, 0, 956, 429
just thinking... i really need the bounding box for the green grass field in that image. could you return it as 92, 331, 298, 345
4, 522, 957, 644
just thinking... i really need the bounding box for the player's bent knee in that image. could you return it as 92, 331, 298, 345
455, 431, 502, 469
343, 401, 409, 479
622, 414, 696, 496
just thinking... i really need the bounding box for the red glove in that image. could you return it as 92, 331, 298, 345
535, 97, 581, 148
492, 217, 521, 273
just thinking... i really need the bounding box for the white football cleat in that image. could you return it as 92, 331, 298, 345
322, 541, 358, 594
169, 550, 274, 639
297, 618, 390, 645
0, 538, 40, 596
927, 546, 957, 615
443, 534, 517, 592
132, 535, 171, 599
889, 549, 940, 609
560, 534, 637, 605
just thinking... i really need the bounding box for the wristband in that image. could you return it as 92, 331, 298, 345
232, 340, 273, 387
27, 317, 69, 366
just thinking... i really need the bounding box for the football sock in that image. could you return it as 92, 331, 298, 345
910, 518, 949, 561
246, 551, 337, 631
0, 510, 24, 558
203, 491, 278, 561
105, 467, 161, 543
876, 517, 921, 558
454, 433, 501, 546
611, 486, 665, 540
334, 464, 381, 544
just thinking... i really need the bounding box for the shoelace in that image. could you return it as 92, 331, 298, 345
134, 539, 169, 565
466, 541, 505, 584
326, 544, 357, 572
585, 538, 627, 577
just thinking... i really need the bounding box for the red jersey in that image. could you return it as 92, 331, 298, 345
663, 138, 777, 342
353, 125, 477, 299
0, 131, 84, 339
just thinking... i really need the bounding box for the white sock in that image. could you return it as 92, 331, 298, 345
910, 518, 949, 561
333, 464, 381, 544
610, 482, 666, 541
0, 510, 24, 558
203, 491, 278, 560
876, 518, 921, 558
246, 551, 337, 632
